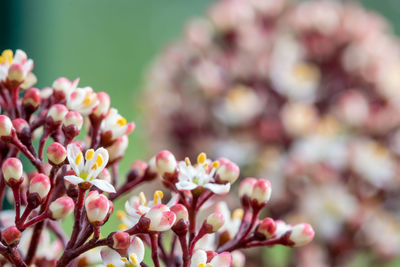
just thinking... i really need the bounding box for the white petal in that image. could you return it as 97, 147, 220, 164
210, 252, 232, 267
128, 236, 145, 263
176, 181, 198, 191
190, 250, 207, 267
64, 175, 84, 185
100, 247, 125, 267
204, 183, 230, 194
166, 193, 179, 207
90, 179, 115, 193
67, 143, 83, 175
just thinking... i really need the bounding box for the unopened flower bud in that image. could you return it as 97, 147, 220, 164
63, 111, 83, 131
22, 88, 41, 108
216, 158, 240, 184
144, 204, 176, 232
238, 177, 257, 198
155, 150, 177, 175
12, 119, 29, 135
106, 135, 128, 161
251, 179, 272, 206
288, 223, 315, 247
130, 161, 148, 178
47, 142, 67, 165
85, 191, 110, 225
170, 204, 189, 224
49, 196, 74, 220
112, 232, 130, 249
2, 226, 22, 246
98, 168, 112, 184
2, 158, 23, 185
206, 212, 225, 233
93, 92, 110, 117
53, 77, 71, 94
0, 115, 13, 137
257, 217, 276, 239
29, 173, 51, 202
47, 104, 68, 123
8, 64, 24, 83
231, 251, 245, 267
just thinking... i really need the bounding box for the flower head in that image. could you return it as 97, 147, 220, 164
0, 49, 36, 88
64, 143, 115, 193
101, 108, 135, 143
101, 236, 144, 267
67, 86, 99, 115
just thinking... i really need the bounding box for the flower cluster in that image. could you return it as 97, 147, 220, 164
0, 49, 313, 267
143, 0, 400, 265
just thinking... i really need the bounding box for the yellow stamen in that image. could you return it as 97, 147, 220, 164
85, 149, 94, 161
130, 253, 138, 265
121, 257, 128, 262
117, 117, 127, 126
118, 224, 128, 230
116, 210, 127, 219
154, 190, 164, 205
293, 63, 319, 83
96, 154, 104, 167
75, 153, 83, 165
197, 152, 207, 164
107, 264, 115, 267
212, 161, 220, 169
198, 264, 205, 267
185, 157, 191, 166
91, 164, 98, 170
82, 93, 93, 107
139, 192, 147, 206
1, 50, 13, 65
232, 208, 244, 220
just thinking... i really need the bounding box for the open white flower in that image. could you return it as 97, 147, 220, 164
176, 153, 230, 194
64, 143, 115, 193
67, 86, 99, 115
101, 108, 135, 141
101, 236, 144, 267
190, 249, 232, 267
0, 49, 36, 89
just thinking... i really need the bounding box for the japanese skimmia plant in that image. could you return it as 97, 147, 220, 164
0, 49, 314, 267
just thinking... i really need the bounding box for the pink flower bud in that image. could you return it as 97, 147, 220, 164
22, 88, 41, 108
0, 115, 13, 137
8, 64, 24, 83
206, 212, 225, 233
251, 179, 272, 206
155, 150, 177, 175
47, 142, 67, 165
49, 196, 75, 220
12, 119, 29, 134
2, 226, 22, 246
112, 232, 130, 249
144, 204, 176, 232
2, 158, 23, 184
29, 173, 51, 200
98, 168, 112, 184
106, 135, 128, 161
130, 160, 148, 177
170, 204, 189, 224
257, 217, 276, 239
238, 177, 257, 198
85, 191, 110, 225
288, 223, 315, 247
47, 104, 68, 123
231, 251, 245, 267
93, 92, 110, 117
63, 111, 83, 130
216, 158, 240, 184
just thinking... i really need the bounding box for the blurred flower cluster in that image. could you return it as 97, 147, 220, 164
144, 0, 400, 265
0, 49, 313, 267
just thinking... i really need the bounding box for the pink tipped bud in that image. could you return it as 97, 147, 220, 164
206, 251, 218, 262
216, 158, 240, 184
23, 88, 41, 108
288, 223, 315, 247
112, 232, 130, 249
238, 177, 257, 198
12, 119, 29, 134
93, 92, 110, 117
85, 191, 110, 225
47, 104, 68, 123
98, 168, 112, 183
106, 135, 128, 161
251, 179, 272, 205
29, 173, 51, 200
206, 212, 225, 233
2, 226, 22, 246
2, 158, 23, 185
0, 115, 13, 137
155, 150, 177, 175
125, 122, 136, 135
257, 217, 276, 239
145, 204, 176, 232
130, 160, 148, 178
170, 204, 189, 224
49, 196, 74, 220
63, 111, 83, 130
47, 142, 67, 165
8, 64, 24, 83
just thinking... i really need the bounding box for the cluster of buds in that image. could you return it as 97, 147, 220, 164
144, 0, 400, 264
0, 48, 314, 267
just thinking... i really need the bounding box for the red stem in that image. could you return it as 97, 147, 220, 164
66, 187, 86, 249
150, 233, 161, 267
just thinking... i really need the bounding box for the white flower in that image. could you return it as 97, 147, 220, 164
190, 250, 232, 267
101, 236, 144, 267
67, 86, 99, 115
176, 153, 230, 194
101, 108, 135, 140
64, 143, 115, 193
0, 49, 36, 89
215, 202, 242, 238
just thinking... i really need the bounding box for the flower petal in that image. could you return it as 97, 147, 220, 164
176, 180, 198, 191
100, 247, 125, 267
64, 175, 84, 185
128, 236, 145, 263
67, 143, 83, 175
204, 183, 230, 194
190, 250, 207, 267
90, 179, 116, 193
210, 252, 232, 267
166, 193, 180, 207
